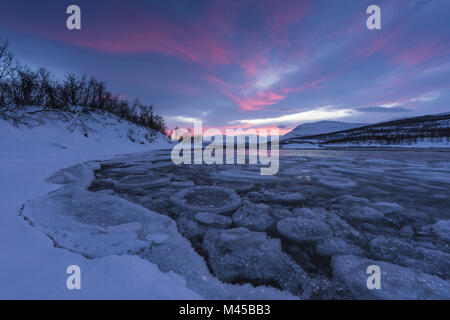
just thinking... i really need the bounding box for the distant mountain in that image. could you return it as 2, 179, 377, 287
280, 113, 450, 147
281, 121, 366, 141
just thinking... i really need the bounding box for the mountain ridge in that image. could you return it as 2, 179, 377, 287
281, 120, 367, 141
281, 113, 450, 147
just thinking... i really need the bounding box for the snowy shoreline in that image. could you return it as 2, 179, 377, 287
0, 115, 204, 299
280, 142, 450, 150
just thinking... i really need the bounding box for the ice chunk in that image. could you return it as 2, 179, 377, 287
232, 202, 273, 232
46, 161, 100, 188
194, 212, 232, 228
277, 216, 332, 243
171, 186, 241, 215
249, 190, 306, 205
345, 205, 385, 223
149, 237, 298, 299
176, 217, 205, 240
369, 236, 450, 278
203, 228, 310, 298
270, 207, 294, 222
19, 185, 183, 258
292, 207, 359, 241
431, 220, 450, 243
399, 225, 414, 237
370, 202, 404, 214
316, 238, 365, 257
332, 255, 450, 299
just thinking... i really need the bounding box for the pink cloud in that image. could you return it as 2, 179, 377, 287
389, 42, 450, 66
239, 52, 269, 77
348, 23, 449, 67
231, 91, 286, 111
205, 73, 287, 111
201, 124, 290, 136
204, 74, 231, 88
349, 28, 402, 59
282, 75, 330, 94
5, 1, 315, 113
259, 0, 310, 44
3, 6, 234, 67
70, 18, 232, 66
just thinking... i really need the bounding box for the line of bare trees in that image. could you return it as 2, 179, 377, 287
0, 39, 166, 134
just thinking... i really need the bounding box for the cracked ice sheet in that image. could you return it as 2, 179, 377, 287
19, 184, 296, 299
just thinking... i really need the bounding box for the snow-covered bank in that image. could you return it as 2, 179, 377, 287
322, 138, 450, 148
0, 111, 204, 299
280, 138, 450, 150
280, 142, 322, 149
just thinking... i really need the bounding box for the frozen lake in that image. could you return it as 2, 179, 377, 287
21, 148, 450, 299
278, 148, 450, 219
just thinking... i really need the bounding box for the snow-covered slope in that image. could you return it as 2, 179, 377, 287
0, 108, 207, 299
0, 106, 169, 145
281, 121, 366, 141
281, 113, 450, 148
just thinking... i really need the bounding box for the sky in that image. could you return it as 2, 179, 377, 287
0, 0, 449, 134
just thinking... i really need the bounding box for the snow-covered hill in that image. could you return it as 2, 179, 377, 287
0, 106, 169, 146
281, 113, 450, 148
281, 121, 366, 142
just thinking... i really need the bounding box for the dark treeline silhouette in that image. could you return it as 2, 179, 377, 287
0, 39, 166, 134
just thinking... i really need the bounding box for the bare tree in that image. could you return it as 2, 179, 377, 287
0, 39, 14, 81
9, 65, 39, 107
36, 68, 60, 108
62, 73, 81, 106
0, 38, 167, 133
